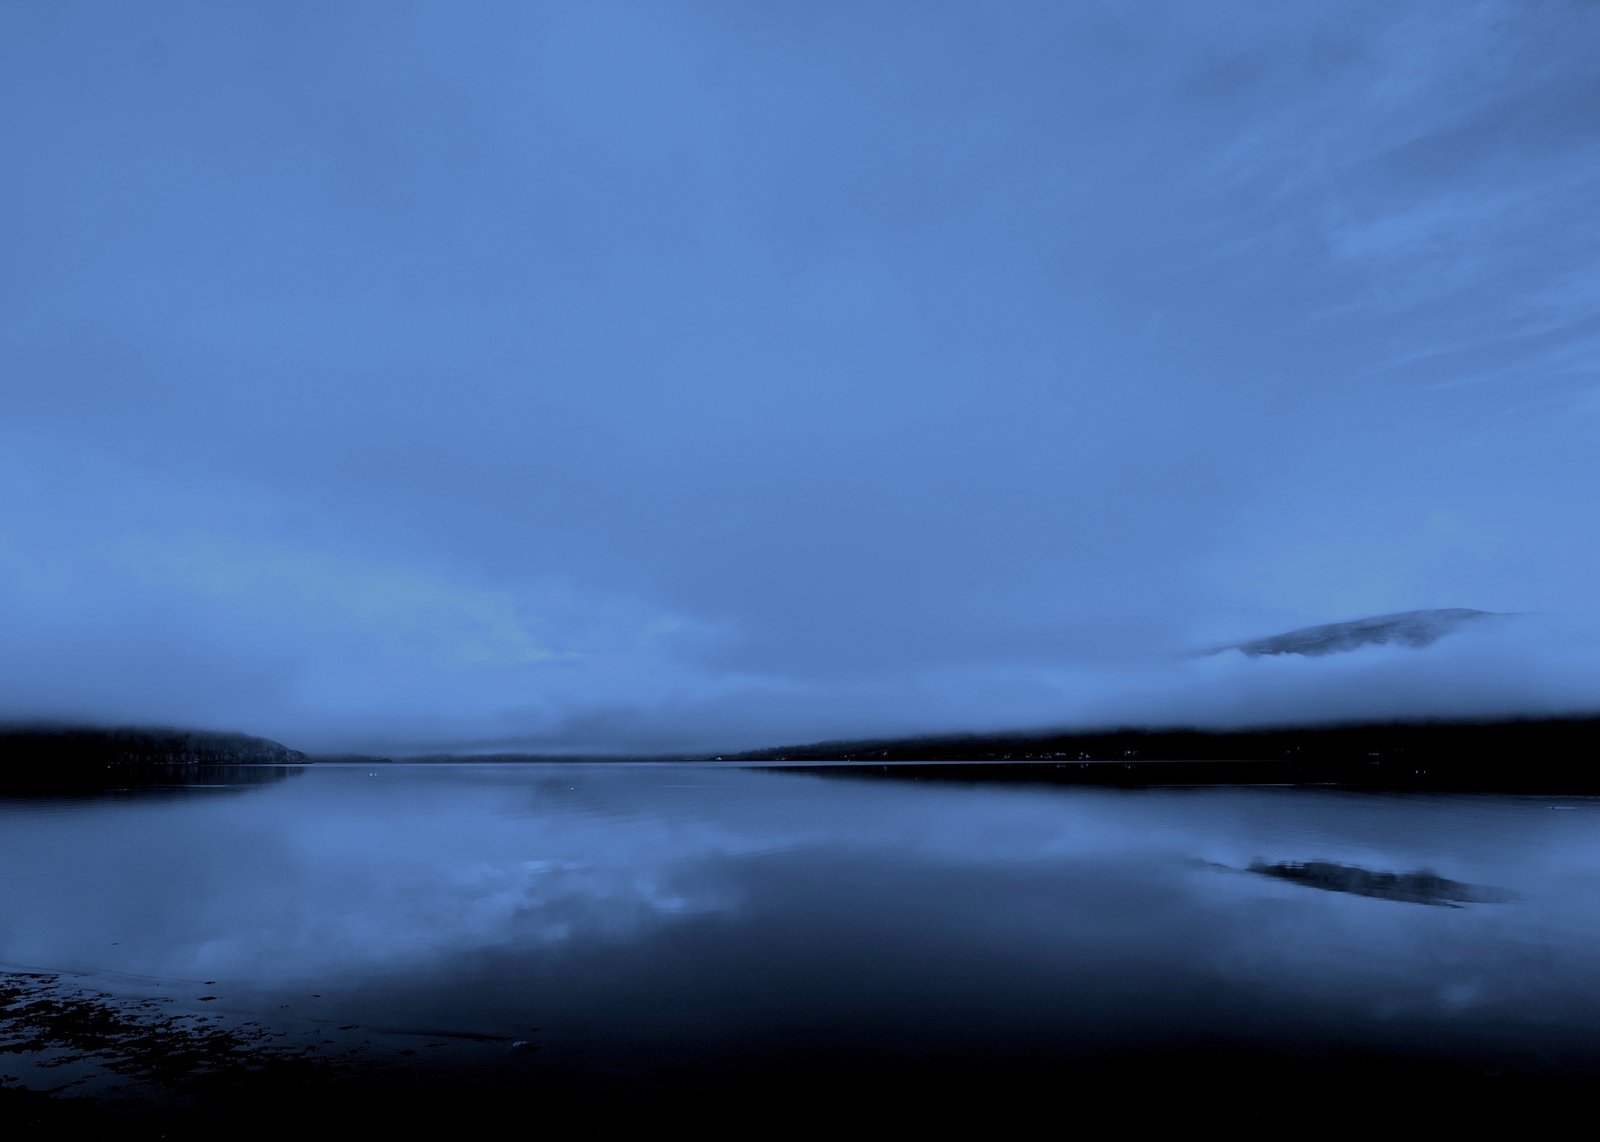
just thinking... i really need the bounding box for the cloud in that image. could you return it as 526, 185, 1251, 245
1, 1, 1598, 750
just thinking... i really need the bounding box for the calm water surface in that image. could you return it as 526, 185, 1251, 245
4, 763, 1600, 1118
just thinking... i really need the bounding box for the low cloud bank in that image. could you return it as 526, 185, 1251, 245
3, 511, 1595, 755
378, 611, 1600, 756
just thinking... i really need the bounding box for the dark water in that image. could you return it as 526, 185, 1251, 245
4, 763, 1600, 1128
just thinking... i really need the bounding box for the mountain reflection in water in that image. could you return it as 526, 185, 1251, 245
1247, 859, 1512, 906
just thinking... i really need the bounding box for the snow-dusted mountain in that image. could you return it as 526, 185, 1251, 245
1207, 608, 1503, 658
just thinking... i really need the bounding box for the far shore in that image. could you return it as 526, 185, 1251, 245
8, 715, 1600, 795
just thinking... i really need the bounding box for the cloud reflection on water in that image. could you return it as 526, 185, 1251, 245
1, 766, 1598, 1053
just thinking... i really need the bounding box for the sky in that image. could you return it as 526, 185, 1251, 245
3, 1, 1599, 753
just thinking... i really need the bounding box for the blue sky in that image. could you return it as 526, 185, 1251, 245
3, 1, 1599, 752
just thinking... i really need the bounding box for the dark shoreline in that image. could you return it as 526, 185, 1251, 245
389, 715, 1600, 794
767, 755, 1600, 794
724, 715, 1600, 794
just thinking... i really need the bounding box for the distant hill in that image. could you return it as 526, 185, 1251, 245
1202, 608, 1502, 658
0, 725, 308, 769
721, 716, 1600, 793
